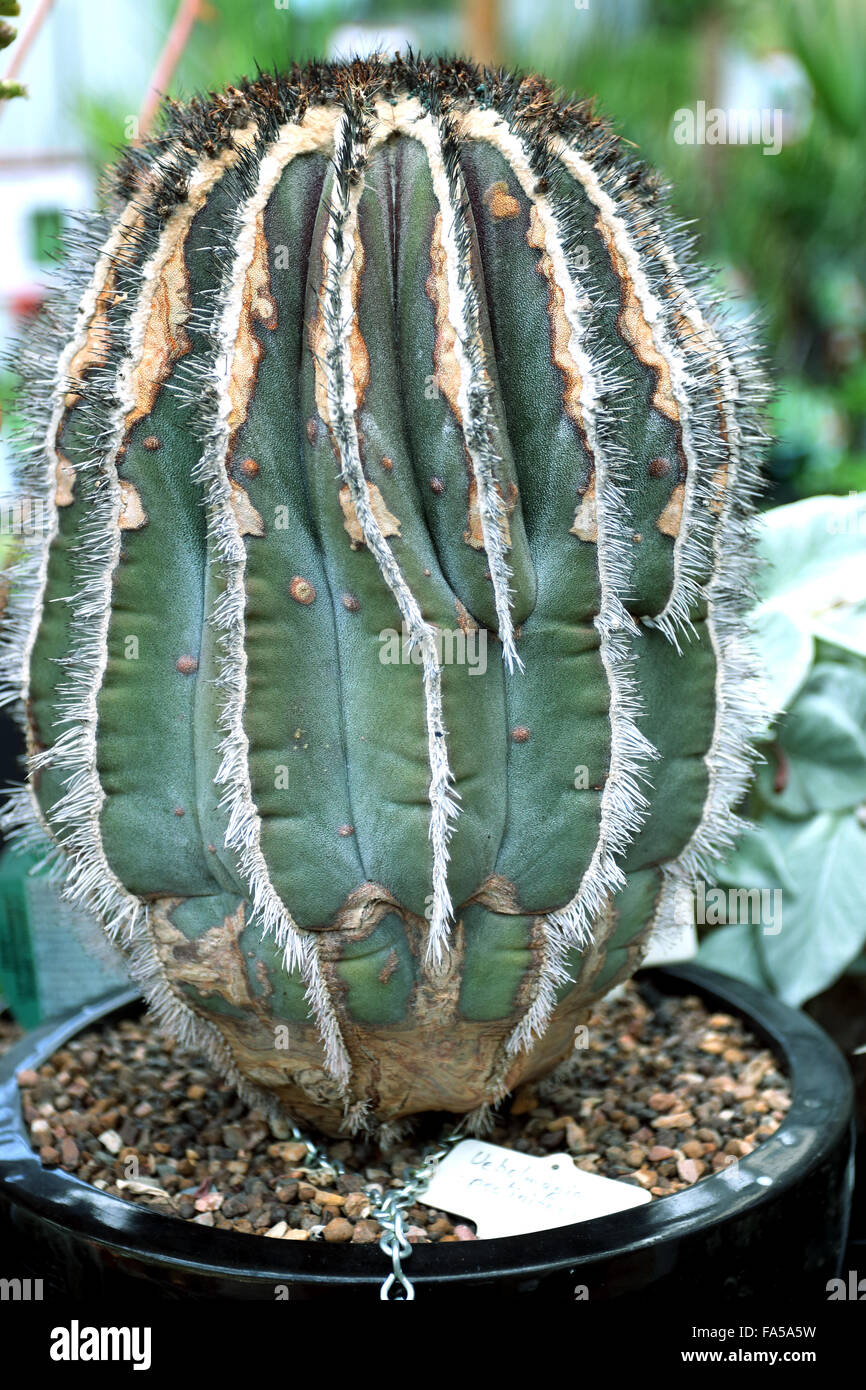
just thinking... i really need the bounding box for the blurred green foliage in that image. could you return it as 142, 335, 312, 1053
537, 0, 866, 504
697, 492, 866, 1003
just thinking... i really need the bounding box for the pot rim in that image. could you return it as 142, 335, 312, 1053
0, 963, 853, 1288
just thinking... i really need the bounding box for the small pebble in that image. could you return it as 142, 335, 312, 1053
351, 1220, 381, 1244
676, 1158, 703, 1183
323, 1218, 353, 1243
344, 1192, 370, 1219
648, 1145, 676, 1162
60, 1137, 79, 1166
651, 1111, 695, 1130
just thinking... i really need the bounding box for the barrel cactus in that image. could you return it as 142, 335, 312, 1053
2, 56, 767, 1135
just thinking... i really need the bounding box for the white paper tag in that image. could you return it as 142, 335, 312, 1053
417, 1139, 651, 1239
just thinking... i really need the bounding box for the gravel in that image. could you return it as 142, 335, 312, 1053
17, 980, 791, 1243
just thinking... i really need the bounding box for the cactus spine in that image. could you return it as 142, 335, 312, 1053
2, 58, 767, 1135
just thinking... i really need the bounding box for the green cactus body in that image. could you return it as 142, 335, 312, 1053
2, 58, 766, 1134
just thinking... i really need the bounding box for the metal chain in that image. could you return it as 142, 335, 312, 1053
369, 1132, 462, 1301
287, 1121, 462, 1300
287, 1122, 345, 1226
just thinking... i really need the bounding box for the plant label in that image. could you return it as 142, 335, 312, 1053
417, 1139, 651, 1238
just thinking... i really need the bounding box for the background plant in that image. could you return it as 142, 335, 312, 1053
697, 491, 866, 1004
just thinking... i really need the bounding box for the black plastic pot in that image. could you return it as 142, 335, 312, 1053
0, 963, 854, 1302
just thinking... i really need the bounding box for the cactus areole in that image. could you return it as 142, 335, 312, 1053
3, 57, 767, 1136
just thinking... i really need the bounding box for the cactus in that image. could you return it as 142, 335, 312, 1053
2, 56, 767, 1135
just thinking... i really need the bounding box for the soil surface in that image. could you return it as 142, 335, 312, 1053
17, 980, 791, 1244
